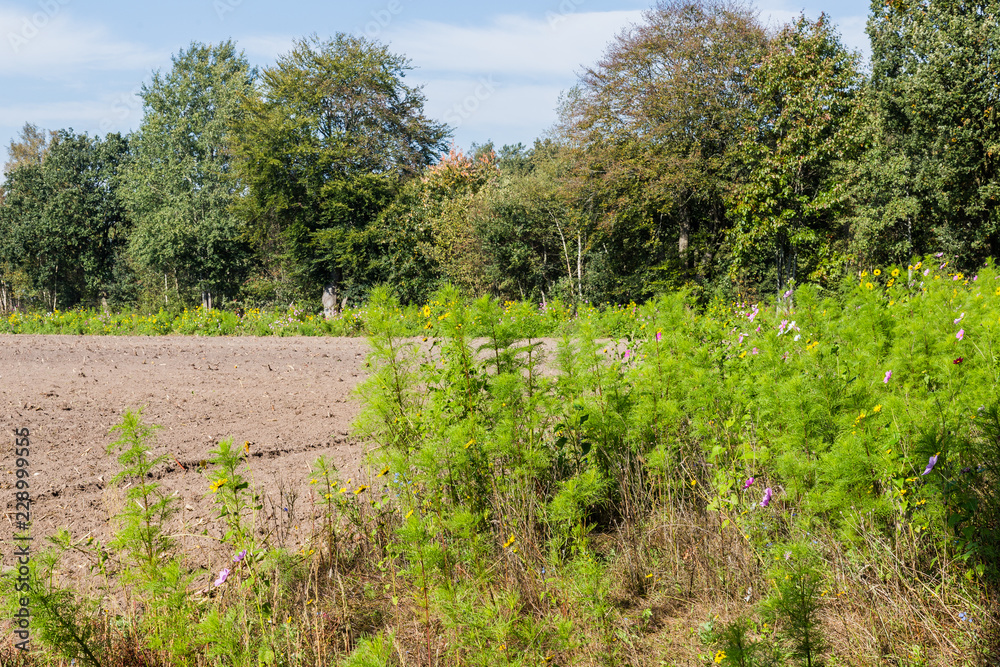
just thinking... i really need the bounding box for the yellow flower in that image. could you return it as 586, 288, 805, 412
866, 282, 874, 290
891, 268, 900, 277
503, 534, 516, 548
464, 438, 475, 449
209, 478, 226, 493
873, 269, 882, 276
715, 650, 727, 663
376, 466, 390, 477
872, 404, 882, 413
354, 485, 369, 495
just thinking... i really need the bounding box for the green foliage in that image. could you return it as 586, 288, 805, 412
865, 0, 1000, 270
230, 33, 449, 302
1, 533, 107, 667
207, 438, 259, 549
123, 40, 254, 309
0, 130, 131, 309
728, 15, 864, 293
557, 0, 769, 299
762, 544, 827, 666
106, 409, 176, 572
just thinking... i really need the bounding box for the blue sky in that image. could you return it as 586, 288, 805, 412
0, 0, 872, 167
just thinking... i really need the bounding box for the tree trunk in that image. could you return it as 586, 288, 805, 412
679, 206, 690, 263
322, 267, 341, 319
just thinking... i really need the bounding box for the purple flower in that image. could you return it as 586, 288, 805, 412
783, 289, 793, 298
748, 305, 759, 322
954, 313, 965, 324
957, 329, 965, 341
744, 477, 755, 489
922, 454, 939, 476
739, 333, 746, 344
884, 370, 892, 384
935, 252, 944, 257
760, 487, 773, 507
656, 331, 662, 342
214, 568, 231, 587
923, 268, 931, 276
233, 550, 247, 563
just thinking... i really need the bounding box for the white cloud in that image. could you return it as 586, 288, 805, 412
752, 0, 870, 60
383, 10, 645, 79
0, 6, 163, 76
237, 34, 297, 63
0, 87, 144, 137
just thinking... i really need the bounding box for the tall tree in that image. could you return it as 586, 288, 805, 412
0, 131, 130, 310
864, 0, 1000, 267
230, 33, 449, 308
728, 15, 865, 293
122, 41, 255, 309
3, 122, 54, 176
557, 0, 768, 301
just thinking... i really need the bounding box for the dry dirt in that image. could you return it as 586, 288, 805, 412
0, 334, 374, 582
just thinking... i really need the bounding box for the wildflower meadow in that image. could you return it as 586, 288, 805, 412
2, 257, 999, 665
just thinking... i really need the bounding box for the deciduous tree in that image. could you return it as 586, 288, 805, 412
864, 0, 1000, 267
122, 41, 255, 309
230, 34, 449, 307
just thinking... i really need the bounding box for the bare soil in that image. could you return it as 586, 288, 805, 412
0, 334, 372, 581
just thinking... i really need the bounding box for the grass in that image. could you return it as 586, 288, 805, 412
1, 257, 998, 665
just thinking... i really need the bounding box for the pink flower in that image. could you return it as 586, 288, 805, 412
935, 252, 944, 257
656, 331, 662, 342
751, 347, 759, 355
744, 477, 755, 489
957, 329, 965, 341
923, 268, 930, 276
760, 488, 773, 508
233, 550, 247, 563
214, 568, 231, 587
738, 333, 746, 344
624, 349, 632, 360
884, 370, 892, 383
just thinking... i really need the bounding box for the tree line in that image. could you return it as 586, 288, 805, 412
1, 0, 998, 312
